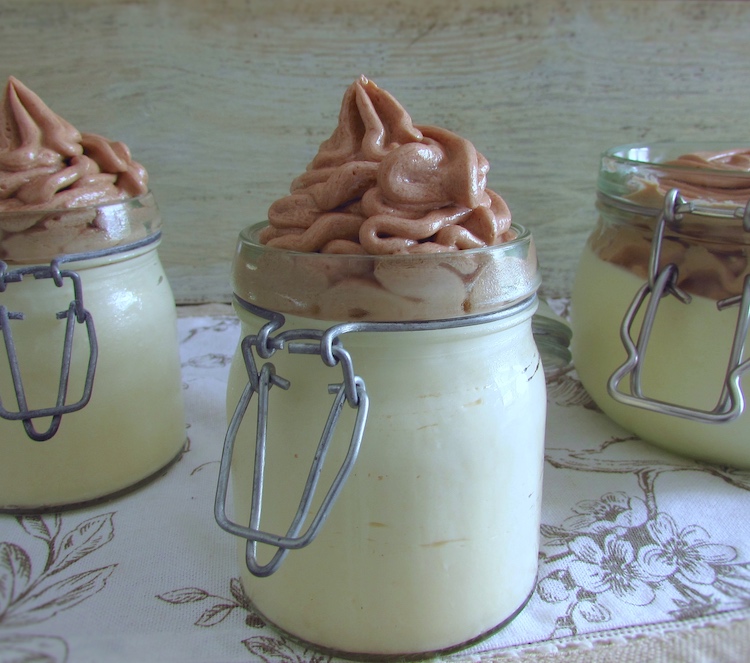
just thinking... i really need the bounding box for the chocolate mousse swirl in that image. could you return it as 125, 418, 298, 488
0, 76, 153, 262
260, 76, 512, 255
0, 76, 148, 212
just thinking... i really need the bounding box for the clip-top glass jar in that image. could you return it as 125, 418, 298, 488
215, 222, 546, 658
572, 142, 750, 467
0, 193, 186, 512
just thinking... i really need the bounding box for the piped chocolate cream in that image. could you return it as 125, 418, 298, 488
0, 76, 153, 262
234, 76, 536, 321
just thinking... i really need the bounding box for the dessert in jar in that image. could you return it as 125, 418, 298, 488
215, 76, 546, 658
572, 142, 750, 467
0, 77, 186, 511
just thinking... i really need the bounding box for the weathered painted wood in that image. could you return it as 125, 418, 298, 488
1, 0, 747, 303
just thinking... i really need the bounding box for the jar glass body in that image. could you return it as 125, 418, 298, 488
0, 196, 186, 511
224, 224, 546, 657
572, 142, 750, 467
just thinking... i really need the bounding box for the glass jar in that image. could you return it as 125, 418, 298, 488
572, 142, 750, 467
215, 222, 546, 658
0, 193, 186, 512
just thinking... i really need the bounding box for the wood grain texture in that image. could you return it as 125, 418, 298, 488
1, 0, 748, 303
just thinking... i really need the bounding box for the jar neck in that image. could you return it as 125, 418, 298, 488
232, 222, 540, 323
0, 192, 162, 265
597, 189, 750, 246
233, 293, 538, 334
63, 232, 162, 269
2, 231, 162, 272
593, 188, 750, 301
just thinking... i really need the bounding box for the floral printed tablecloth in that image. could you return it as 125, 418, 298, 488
2, 311, 750, 663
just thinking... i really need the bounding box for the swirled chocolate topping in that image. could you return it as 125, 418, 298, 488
260, 76, 513, 255
234, 77, 538, 322
1, 76, 147, 210
0, 76, 153, 261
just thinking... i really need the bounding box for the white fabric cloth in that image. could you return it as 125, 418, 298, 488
1, 314, 750, 663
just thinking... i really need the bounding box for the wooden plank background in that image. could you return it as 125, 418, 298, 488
1, 0, 748, 303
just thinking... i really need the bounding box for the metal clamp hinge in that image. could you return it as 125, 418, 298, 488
0, 260, 98, 441
214, 313, 369, 577
608, 189, 750, 423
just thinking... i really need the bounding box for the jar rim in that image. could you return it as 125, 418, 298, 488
605, 141, 747, 164
238, 220, 534, 260
602, 141, 750, 183
0, 192, 162, 264
599, 141, 750, 215
232, 221, 540, 322
0, 191, 157, 218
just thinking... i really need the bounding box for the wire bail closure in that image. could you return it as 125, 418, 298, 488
215, 295, 539, 577
608, 188, 750, 423
0, 260, 98, 441
214, 300, 369, 577
0, 234, 161, 442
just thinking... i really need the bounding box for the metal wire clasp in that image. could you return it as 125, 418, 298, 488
214, 303, 369, 577
0, 260, 98, 441
215, 295, 538, 576
608, 188, 750, 423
